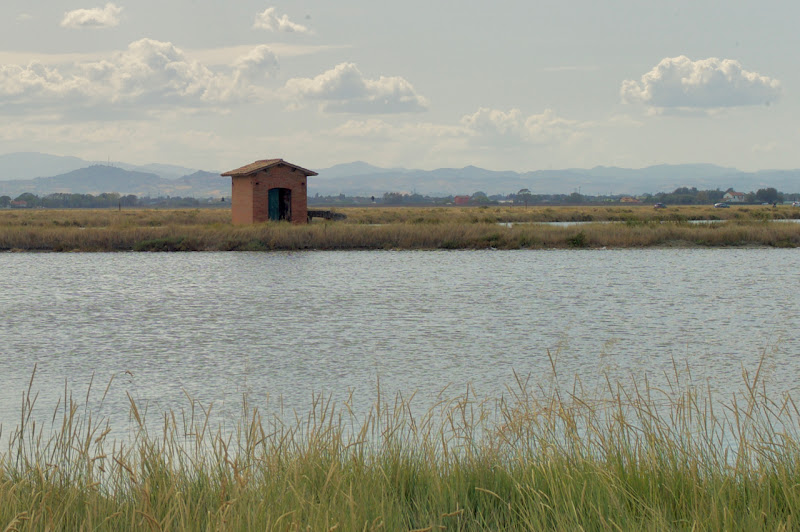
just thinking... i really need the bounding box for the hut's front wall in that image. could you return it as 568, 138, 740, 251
231, 166, 308, 225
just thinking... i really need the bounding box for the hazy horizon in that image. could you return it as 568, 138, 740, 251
2, 151, 798, 197
0, 150, 777, 177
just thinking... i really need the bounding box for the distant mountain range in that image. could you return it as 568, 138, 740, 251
0, 152, 798, 198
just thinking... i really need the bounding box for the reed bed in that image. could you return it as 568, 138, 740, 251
339, 204, 800, 225
3, 357, 800, 530
3, 204, 798, 228
0, 207, 799, 251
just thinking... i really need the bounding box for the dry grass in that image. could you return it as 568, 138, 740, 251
3, 356, 800, 530
0, 206, 799, 251
339, 204, 800, 224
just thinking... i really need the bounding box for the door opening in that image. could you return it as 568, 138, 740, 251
268, 188, 292, 221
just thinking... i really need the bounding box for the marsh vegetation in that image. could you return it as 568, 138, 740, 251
3, 358, 799, 530
0, 205, 798, 251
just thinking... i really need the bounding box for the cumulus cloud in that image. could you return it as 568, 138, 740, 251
253, 7, 311, 33
91, 39, 217, 103
231, 45, 279, 84
16, 13, 33, 23
61, 3, 123, 29
461, 108, 586, 145
0, 62, 93, 102
621, 56, 781, 111
285, 62, 428, 114
0, 39, 279, 112
461, 108, 526, 139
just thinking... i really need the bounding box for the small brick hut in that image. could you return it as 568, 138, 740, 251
222, 159, 317, 225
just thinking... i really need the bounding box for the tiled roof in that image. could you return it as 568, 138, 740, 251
221, 159, 318, 177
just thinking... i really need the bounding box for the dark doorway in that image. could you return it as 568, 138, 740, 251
268, 188, 292, 221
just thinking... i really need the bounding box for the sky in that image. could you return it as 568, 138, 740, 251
1, 1, 799, 173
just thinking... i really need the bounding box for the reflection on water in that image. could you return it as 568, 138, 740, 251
1, 249, 799, 433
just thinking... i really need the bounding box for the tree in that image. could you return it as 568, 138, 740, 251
0, 195, 10, 207
382, 192, 405, 205
517, 188, 533, 207
566, 192, 584, 204
14, 193, 39, 207
755, 187, 779, 204
470, 191, 490, 204
121, 195, 138, 207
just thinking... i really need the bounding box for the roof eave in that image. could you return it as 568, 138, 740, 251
221, 159, 318, 177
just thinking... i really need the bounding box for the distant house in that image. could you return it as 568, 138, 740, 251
9, 200, 27, 208
454, 195, 470, 205
620, 196, 642, 204
723, 191, 745, 203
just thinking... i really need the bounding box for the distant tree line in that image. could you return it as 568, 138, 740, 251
2, 187, 798, 209
641, 187, 790, 205
0, 192, 229, 209
329, 187, 798, 207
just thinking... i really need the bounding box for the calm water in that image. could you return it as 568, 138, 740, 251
1, 249, 799, 433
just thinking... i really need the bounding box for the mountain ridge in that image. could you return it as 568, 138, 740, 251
0, 152, 798, 198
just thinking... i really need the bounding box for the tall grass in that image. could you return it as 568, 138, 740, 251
339, 204, 800, 224
0, 219, 798, 251
0, 207, 799, 250
3, 356, 800, 530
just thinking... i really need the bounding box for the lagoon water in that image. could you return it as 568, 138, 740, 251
1, 249, 799, 434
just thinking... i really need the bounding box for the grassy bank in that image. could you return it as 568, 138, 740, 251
0, 206, 799, 251
3, 359, 800, 530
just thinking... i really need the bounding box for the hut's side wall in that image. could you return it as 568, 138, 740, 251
231, 176, 254, 225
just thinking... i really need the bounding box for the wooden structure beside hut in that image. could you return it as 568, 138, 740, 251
222, 159, 317, 225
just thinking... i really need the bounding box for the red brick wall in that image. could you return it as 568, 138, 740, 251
231, 164, 309, 225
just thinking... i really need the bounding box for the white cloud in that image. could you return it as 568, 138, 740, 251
187, 43, 346, 66
61, 3, 123, 29
90, 39, 216, 103
0, 39, 279, 112
253, 7, 311, 33
231, 45, 279, 84
461, 108, 587, 145
460, 108, 526, 141
621, 56, 781, 111
16, 13, 33, 23
523, 109, 588, 143
285, 62, 428, 114
0, 62, 93, 102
